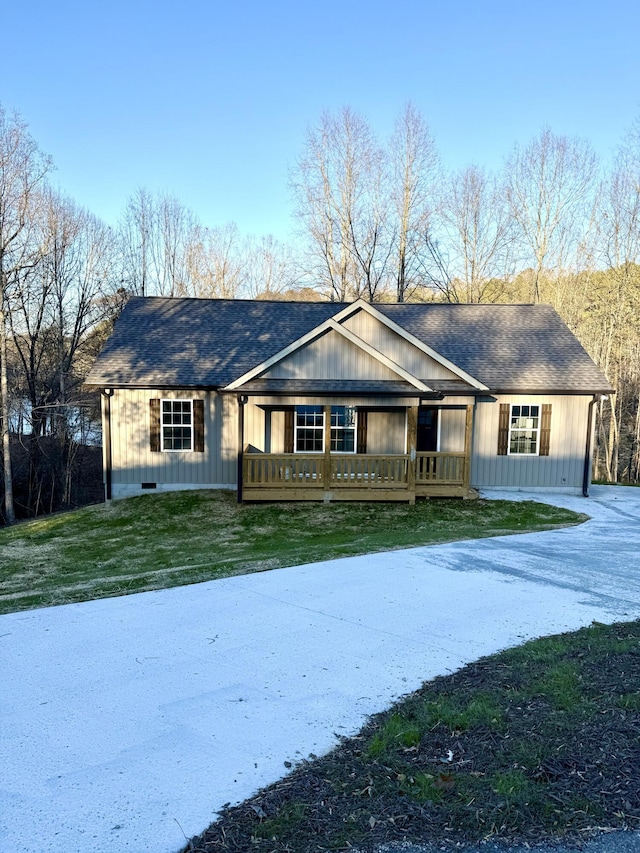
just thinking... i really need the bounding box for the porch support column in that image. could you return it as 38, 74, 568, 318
323, 404, 332, 501
237, 395, 247, 504
463, 403, 474, 491
407, 405, 418, 505
101, 389, 114, 501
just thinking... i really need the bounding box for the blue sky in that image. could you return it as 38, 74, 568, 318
4, 0, 639, 242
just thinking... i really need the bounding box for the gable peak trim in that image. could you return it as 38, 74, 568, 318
225, 312, 433, 392
336, 301, 488, 391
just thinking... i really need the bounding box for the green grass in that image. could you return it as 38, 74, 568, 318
186, 620, 640, 852
0, 489, 586, 614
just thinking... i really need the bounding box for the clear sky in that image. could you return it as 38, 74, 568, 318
4, 0, 639, 242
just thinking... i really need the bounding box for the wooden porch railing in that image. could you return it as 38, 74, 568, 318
243, 454, 325, 488
415, 452, 466, 485
330, 455, 409, 488
243, 451, 468, 492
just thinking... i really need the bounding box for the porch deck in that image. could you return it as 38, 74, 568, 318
242, 452, 477, 502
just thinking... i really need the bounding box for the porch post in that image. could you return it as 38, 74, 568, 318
323, 404, 332, 500
464, 403, 473, 490
407, 405, 418, 505
237, 395, 247, 504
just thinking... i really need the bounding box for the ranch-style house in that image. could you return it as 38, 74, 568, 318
86, 297, 612, 503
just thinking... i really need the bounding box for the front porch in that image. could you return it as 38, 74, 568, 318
242, 451, 476, 502
238, 402, 477, 503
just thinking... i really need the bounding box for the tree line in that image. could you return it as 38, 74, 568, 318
1, 102, 639, 523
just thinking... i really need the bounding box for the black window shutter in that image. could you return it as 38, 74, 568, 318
284, 410, 294, 453
193, 399, 205, 452
150, 399, 161, 452
357, 410, 368, 454
539, 404, 552, 456
497, 403, 509, 456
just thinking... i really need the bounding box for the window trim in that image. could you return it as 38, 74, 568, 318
507, 403, 540, 456
293, 406, 358, 454
160, 398, 194, 452
294, 405, 324, 454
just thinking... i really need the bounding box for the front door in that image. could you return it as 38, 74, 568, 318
416, 406, 439, 452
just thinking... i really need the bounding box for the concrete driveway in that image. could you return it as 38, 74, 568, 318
1, 486, 639, 853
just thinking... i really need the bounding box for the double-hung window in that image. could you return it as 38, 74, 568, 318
331, 406, 356, 452
294, 406, 357, 453
294, 406, 324, 452
161, 399, 193, 451
508, 404, 540, 455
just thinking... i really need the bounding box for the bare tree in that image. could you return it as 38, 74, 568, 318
389, 103, 439, 302
7, 189, 117, 512
119, 187, 154, 296
0, 106, 53, 524
153, 193, 196, 296
589, 119, 640, 481
505, 128, 597, 302
185, 222, 248, 298
437, 165, 515, 303
119, 188, 197, 297
243, 234, 302, 298
291, 107, 388, 301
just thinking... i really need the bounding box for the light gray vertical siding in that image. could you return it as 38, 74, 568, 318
439, 408, 466, 453
107, 389, 590, 497
471, 395, 591, 490
245, 404, 265, 452
342, 309, 459, 379
269, 411, 286, 453
109, 389, 237, 494
263, 331, 402, 380
367, 410, 406, 454
241, 399, 471, 457
101, 393, 109, 490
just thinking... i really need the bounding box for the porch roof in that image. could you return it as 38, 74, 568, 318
231, 379, 443, 397
232, 378, 478, 397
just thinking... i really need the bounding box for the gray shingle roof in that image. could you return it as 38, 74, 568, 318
85, 297, 612, 394
376, 303, 612, 393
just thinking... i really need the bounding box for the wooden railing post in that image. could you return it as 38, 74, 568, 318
464, 404, 473, 489
237, 395, 247, 503
407, 405, 417, 504
323, 404, 332, 499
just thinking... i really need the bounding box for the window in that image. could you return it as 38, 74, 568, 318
161, 399, 193, 451
295, 406, 324, 452
294, 406, 357, 453
508, 404, 540, 455
331, 406, 356, 452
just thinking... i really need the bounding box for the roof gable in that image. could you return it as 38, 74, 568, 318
337, 301, 486, 388
227, 319, 432, 392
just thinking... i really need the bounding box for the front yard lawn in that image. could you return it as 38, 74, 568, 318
0, 489, 586, 614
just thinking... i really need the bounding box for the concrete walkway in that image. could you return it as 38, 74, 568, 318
1, 486, 639, 853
